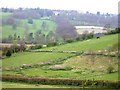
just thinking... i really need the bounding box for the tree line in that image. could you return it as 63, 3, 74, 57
1, 7, 118, 27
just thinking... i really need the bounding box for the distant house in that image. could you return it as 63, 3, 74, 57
53, 11, 60, 16
75, 26, 107, 34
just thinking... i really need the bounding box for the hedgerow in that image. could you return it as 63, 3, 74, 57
1, 74, 120, 89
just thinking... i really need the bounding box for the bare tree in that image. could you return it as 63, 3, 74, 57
55, 15, 78, 41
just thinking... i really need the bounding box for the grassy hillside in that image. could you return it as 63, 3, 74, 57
2, 34, 119, 81
2, 19, 57, 38
1, 12, 56, 39
41, 34, 118, 51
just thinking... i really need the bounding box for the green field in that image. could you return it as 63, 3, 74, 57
3, 54, 118, 80
2, 34, 119, 88
2, 34, 119, 80
41, 34, 118, 51
2, 52, 73, 68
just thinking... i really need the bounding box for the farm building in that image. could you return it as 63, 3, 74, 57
75, 26, 107, 34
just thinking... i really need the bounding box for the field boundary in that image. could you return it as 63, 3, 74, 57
1, 74, 120, 89
28, 50, 77, 53
28, 50, 119, 57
